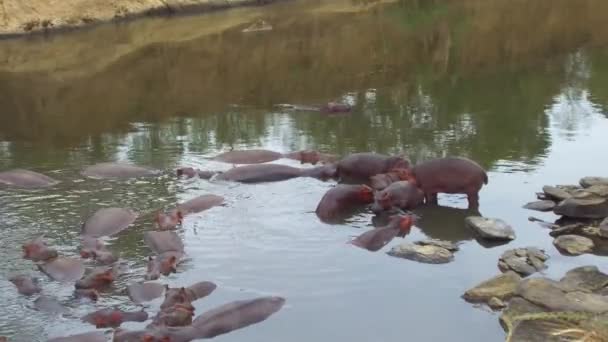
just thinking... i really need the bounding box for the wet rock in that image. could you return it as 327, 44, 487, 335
542, 185, 572, 201
38, 257, 85, 282
463, 271, 522, 303
82, 207, 138, 238
516, 277, 608, 313
558, 266, 608, 293
415, 239, 459, 251
488, 297, 507, 310
387, 243, 454, 264
465, 216, 516, 241
498, 247, 548, 277
553, 234, 594, 255
599, 217, 608, 238
499, 297, 546, 331
580, 176, 608, 188
0, 169, 60, 189
128, 282, 165, 304
548, 222, 585, 237
554, 196, 608, 219
522, 200, 555, 212
47, 331, 106, 342
586, 184, 608, 197
34, 296, 68, 314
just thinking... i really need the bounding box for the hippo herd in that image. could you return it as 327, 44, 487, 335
1, 148, 489, 341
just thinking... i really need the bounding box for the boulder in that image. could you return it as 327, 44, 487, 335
499, 297, 546, 331
414, 239, 459, 251
516, 277, 608, 313
463, 271, 522, 303
580, 176, 608, 188
586, 184, 608, 198
488, 297, 507, 310
553, 235, 594, 255
542, 185, 573, 201
522, 200, 556, 212
600, 217, 608, 238
553, 197, 608, 219
558, 266, 608, 293
387, 243, 453, 264
498, 248, 548, 277
465, 217, 516, 241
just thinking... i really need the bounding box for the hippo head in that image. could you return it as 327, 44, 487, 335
386, 156, 410, 172
357, 185, 375, 203
161, 286, 190, 310
400, 169, 417, 185
298, 150, 321, 165
155, 211, 183, 230
176, 167, 197, 178
371, 192, 393, 214
387, 214, 416, 234
159, 255, 178, 275
145, 256, 161, 280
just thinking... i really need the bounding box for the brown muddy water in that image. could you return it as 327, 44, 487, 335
1, 0, 608, 341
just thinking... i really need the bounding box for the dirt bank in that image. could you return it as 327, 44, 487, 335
0, 0, 288, 36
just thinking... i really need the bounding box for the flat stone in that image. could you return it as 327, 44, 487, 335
553, 235, 594, 255
516, 277, 608, 313
542, 185, 572, 201
488, 297, 507, 310
387, 243, 454, 264
586, 185, 608, 198
523, 200, 556, 212
499, 297, 546, 332
554, 197, 608, 219
463, 271, 522, 303
558, 266, 608, 293
465, 216, 516, 241
498, 248, 549, 277
414, 239, 459, 252
580, 176, 608, 188
509, 317, 580, 342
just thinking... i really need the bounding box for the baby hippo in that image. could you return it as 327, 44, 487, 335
405, 157, 488, 209
82, 308, 148, 328
75, 267, 115, 289
336, 153, 409, 183
9, 275, 41, 296
370, 169, 410, 191
145, 253, 182, 280
371, 181, 424, 214
350, 215, 415, 252
23, 236, 58, 262
315, 184, 375, 223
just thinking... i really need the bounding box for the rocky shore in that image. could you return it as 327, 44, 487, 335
0, 0, 289, 37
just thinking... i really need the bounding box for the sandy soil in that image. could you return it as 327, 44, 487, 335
0, 0, 285, 36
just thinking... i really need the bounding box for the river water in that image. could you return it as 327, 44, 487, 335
1, 0, 608, 341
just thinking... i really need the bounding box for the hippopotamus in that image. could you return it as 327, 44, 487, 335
301, 164, 338, 181
81, 207, 138, 238
155, 194, 225, 230
79, 236, 104, 259
216, 164, 337, 184
404, 157, 488, 209
213, 149, 283, 164
349, 215, 415, 252
320, 102, 352, 114
336, 153, 410, 183
74, 289, 100, 301
34, 296, 68, 314
370, 181, 425, 214
176, 167, 218, 179
149, 303, 195, 327
38, 257, 85, 282
370, 169, 410, 191
0, 169, 59, 189
47, 331, 106, 342
128, 282, 166, 304
23, 236, 58, 262
160, 281, 217, 310
145, 252, 183, 280
82, 308, 148, 328
315, 184, 375, 223
113, 327, 193, 342
81, 162, 160, 179
91, 249, 117, 264
75, 267, 115, 289
283, 150, 338, 165
9, 275, 41, 295
192, 296, 286, 339
144, 231, 184, 254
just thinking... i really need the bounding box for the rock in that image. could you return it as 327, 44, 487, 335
535, 192, 550, 201
488, 297, 506, 310
554, 196, 608, 219
558, 266, 608, 293
463, 271, 522, 303
553, 235, 594, 255
387, 243, 453, 264
600, 217, 608, 238
586, 184, 608, 198
516, 277, 608, 313
499, 297, 546, 331
548, 223, 585, 237
414, 239, 459, 252
498, 247, 548, 277
580, 176, 608, 188
522, 200, 555, 212
465, 216, 516, 241
542, 185, 572, 201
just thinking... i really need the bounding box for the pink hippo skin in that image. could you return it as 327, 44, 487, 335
370, 181, 425, 214
405, 157, 488, 209
369, 169, 410, 191
315, 184, 375, 223
336, 153, 409, 183
350, 215, 415, 252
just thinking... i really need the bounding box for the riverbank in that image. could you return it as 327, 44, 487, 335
0, 0, 292, 37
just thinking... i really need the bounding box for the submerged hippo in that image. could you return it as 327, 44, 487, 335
145, 252, 183, 280
405, 157, 488, 209
81, 207, 138, 238
75, 267, 116, 289
192, 296, 286, 339
176, 167, 219, 179
144, 231, 184, 254
336, 153, 409, 183
47, 331, 106, 342
127, 282, 166, 304
370, 169, 410, 191
370, 181, 425, 214
34, 295, 68, 314
213, 149, 283, 164
38, 257, 85, 282
9, 275, 42, 296
23, 236, 58, 262
283, 150, 338, 165
315, 184, 375, 223
160, 281, 217, 310
156, 194, 225, 230
82, 308, 148, 328
81, 162, 159, 179
150, 303, 196, 328
0, 169, 59, 189
349, 215, 415, 252
215, 164, 336, 183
